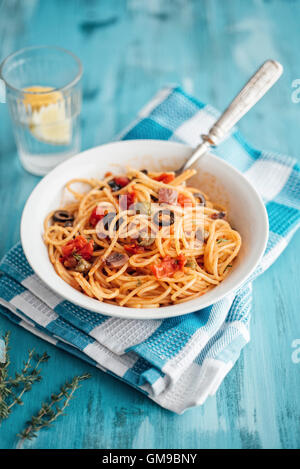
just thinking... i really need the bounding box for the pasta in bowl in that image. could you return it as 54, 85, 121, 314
43, 168, 241, 308
21, 140, 268, 319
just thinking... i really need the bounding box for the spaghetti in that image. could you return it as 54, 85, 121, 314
43, 168, 241, 308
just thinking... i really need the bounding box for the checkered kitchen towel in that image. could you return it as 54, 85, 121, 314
0, 86, 300, 413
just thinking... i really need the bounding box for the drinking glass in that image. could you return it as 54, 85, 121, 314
0, 46, 82, 175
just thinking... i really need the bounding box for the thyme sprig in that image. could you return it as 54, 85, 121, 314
0, 332, 91, 442
0, 332, 50, 422
17, 373, 91, 441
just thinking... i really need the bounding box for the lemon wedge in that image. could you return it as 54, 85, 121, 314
23, 86, 71, 145
23, 86, 62, 110
29, 102, 71, 145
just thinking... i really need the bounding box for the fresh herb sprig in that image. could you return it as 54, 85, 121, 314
0, 332, 11, 420
0, 332, 50, 422
0, 331, 91, 442
17, 373, 91, 441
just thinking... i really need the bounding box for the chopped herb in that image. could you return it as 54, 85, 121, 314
217, 238, 229, 244
73, 253, 82, 261
224, 264, 233, 271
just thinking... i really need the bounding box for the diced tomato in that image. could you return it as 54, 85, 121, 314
177, 253, 186, 270
119, 191, 137, 210
79, 240, 94, 260
61, 235, 94, 265
89, 206, 105, 227
151, 254, 186, 279
74, 235, 88, 251
153, 173, 175, 184
151, 257, 176, 279
61, 240, 76, 258
114, 176, 130, 187
178, 193, 193, 207
124, 242, 145, 254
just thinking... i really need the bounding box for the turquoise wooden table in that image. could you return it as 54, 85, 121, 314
0, 0, 299, 449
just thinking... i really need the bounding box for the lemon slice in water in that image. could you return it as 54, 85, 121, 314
23, 86, 71, 145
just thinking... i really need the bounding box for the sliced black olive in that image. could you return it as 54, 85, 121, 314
64, 220, 74, 227
194, 193, 206, 206
102, 212, 115, 230
53, 210, 74, 223
108, 179, 122, 192
115, 216, 124, 231
153, 209, 175, 227
211, 211, 226, 220
102, 212, 124, 231
151, 194, 158, 202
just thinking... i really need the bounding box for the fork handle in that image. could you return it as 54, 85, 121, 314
203, 60, 283, 145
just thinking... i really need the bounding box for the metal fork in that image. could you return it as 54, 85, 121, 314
175, 60, 283, 176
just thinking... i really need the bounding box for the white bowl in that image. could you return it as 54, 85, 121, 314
21, 140, 268, 320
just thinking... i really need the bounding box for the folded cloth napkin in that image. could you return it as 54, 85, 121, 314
1, 86, 300, 414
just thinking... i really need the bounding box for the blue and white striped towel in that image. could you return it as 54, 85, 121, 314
0, 86, 300, 413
